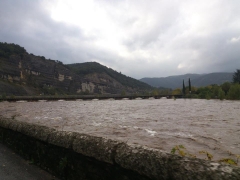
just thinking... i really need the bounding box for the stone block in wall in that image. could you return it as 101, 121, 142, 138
72, 134, 121, 164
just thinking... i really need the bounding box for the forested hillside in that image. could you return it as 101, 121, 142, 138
67, 62, 151, 90
0, 42, 152, 96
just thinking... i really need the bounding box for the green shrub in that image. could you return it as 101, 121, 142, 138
218, 89, 225, 100
227, 84, 240, 100
171, 145, 239, 166
206, 93, 211, 100
221, 82, 231, 95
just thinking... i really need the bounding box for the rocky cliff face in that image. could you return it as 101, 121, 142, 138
0, 53, 75, 95
0, 43, 150, 96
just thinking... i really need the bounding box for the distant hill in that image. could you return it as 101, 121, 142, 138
140, 73, 233, 89
67, 62, 151, 90
0, 42, 151, 96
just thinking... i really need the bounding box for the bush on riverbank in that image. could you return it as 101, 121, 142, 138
173, 83, 240, 100
171, 145, 240, 166
180, 69, 240, 100
227, 83, 240, 100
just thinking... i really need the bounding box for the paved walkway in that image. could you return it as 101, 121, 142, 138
0, 143, 59, 180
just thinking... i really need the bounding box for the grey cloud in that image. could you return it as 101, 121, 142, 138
0, 0, 89, 62
0, 0, 240, 79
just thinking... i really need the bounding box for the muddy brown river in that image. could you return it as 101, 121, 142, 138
0, 99, 239, 161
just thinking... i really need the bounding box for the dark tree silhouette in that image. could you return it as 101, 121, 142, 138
0, 42, 26, 58
182, 80, 186, 95
221, 82, 231, 95
188, 78, 191, 93
233, 69, 240, 84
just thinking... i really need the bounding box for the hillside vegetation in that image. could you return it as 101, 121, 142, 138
67, 62, 151, 90
0, 42, 152, 96
0, 42, 26, 58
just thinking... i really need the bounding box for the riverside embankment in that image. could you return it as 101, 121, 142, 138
0, 99, 240, 179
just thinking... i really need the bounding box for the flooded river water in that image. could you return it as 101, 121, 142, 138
0, 98, 239, 161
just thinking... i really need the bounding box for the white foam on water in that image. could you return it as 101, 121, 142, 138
145, 129, 157, 136
175, 132, 194, 138
92, 122, 102, 126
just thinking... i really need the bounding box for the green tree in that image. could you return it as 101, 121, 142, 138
212, 85, 220, 99
172, 88, 182, 95
218, 89, 225, 100
221, 82, 231, 95
0, 42, 26, 58
233, 69, 240, 84
182, 80, 186, 95
151, 89, 159, 96
121, 90, 126, 96
188, 78, 191, 93
196, 86, 212, 99
227, 83, 240, 100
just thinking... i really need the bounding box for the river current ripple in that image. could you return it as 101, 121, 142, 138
0, 99, 240, 161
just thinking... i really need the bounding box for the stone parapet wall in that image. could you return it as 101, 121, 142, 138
0, 117, 239, 180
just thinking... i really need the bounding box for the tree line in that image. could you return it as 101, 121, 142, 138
180, 69, 240, 100
0, 42, 26, 58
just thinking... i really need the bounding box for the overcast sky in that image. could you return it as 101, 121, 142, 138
1, 0, 240, 79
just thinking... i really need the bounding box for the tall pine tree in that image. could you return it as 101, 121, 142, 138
188, 78, 191, 93
182, 80, 186, 95
233, 69, 240, 84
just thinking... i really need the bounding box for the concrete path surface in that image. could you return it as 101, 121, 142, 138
0, 143, 59, 180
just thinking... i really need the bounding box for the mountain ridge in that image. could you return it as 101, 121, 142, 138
140, 72, 233, 89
